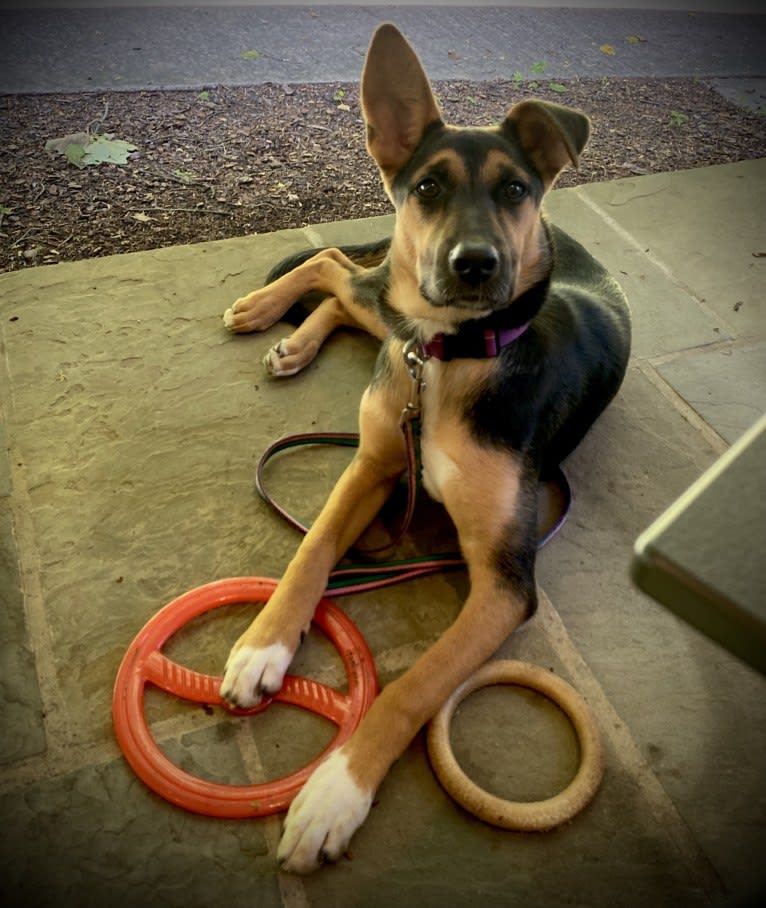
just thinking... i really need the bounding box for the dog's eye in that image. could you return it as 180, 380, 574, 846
505, 180, 528, 202
414, 178, 441, 200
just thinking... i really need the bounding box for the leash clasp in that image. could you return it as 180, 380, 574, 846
401, 337, 428, 424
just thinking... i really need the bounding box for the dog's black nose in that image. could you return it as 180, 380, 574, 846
448, 242, 500, 288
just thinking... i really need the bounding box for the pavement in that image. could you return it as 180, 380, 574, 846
1, 4, 766, 908
1, 3, 765, 112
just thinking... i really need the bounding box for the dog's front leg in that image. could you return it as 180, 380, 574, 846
223, 248, 353, 334
277, 565, 531, 873
220, 383, 406, 708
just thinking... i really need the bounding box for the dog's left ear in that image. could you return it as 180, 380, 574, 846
503, 100, 590, 188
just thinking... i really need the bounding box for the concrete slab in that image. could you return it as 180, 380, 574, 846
654, 342, 766, 444
0, 753, 276, 908
575, 159, 766, 344
1, 161, 765, 907
0, 421, 48, 765
0, 507, 48, 765
707, 76, 766, 115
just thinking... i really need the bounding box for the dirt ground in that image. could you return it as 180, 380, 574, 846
2, 76, 765, 273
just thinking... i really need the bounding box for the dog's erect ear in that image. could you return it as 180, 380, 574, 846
503, 100, 590, 188
361, 24, 443, 178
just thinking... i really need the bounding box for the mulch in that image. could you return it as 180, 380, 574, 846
2, 76, 765, 273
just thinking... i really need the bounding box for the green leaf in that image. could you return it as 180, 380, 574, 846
548, 83, 568, 93
241, 49, 262, 60
197, 90, 210, 101
80, 135, 137, 166
531, 60, 546, 74
44, 131, 90, 159
333, 88, 345, 101
65, 143, 86, 166
45, 131, 136, 168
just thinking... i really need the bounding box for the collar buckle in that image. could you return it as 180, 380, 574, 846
401, 337, 428, 424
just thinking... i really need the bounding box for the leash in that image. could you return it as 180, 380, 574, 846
255, 339, 571, 594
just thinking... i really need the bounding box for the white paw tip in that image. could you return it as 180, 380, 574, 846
220, 642, 292, 707
264, 340, 300, 377
277, 750, 373, 874
263, 343, 282, 374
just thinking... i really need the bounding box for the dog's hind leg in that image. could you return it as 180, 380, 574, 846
264, 294, 388, 377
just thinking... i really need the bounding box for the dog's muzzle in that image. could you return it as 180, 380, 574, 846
420, 240, 511, 309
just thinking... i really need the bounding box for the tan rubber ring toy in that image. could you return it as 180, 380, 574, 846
427, 660, 605, 831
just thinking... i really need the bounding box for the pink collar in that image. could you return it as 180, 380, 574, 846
421, 320, 530, 361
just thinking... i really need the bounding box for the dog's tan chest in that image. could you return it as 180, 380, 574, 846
418, 358, 482, 503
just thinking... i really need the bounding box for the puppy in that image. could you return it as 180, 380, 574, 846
221, 24, 631, 873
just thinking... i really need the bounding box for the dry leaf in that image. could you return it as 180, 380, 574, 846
131, 212, 153, 223
600, 44, 616, 56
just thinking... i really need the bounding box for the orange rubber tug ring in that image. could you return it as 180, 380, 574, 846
112, 577, 378, 818
427, 660, 604, 831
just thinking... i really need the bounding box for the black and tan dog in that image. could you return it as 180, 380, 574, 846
220, 24, 630, 873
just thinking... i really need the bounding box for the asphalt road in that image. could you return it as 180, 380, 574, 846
1, 4, 764, 99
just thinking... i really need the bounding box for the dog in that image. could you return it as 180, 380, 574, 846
220, 24, 631, 873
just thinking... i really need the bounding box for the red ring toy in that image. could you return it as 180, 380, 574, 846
112, 577, 378, 818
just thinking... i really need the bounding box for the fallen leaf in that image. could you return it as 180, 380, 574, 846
548, 83, 568, 93
131, 212, 153, 223
45, 131, 136, 168
45, 131, 89, 154
336, 103, 351, 111
65, 143, 86, 166
80, 135, 137, 166
600, 44, 616, 56
626, 35, 646, 45
241, 49, 262, 60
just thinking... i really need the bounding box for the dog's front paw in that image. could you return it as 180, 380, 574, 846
278, 749, 373, 874
219, 642, 293, 709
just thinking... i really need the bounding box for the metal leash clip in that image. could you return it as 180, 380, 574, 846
401, 337, 428, 425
